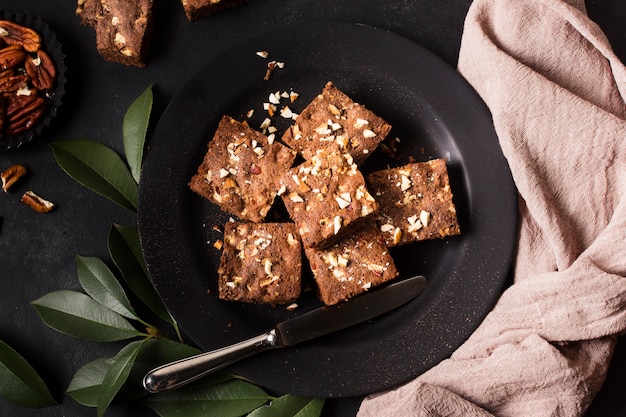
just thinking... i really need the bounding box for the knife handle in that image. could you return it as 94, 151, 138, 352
142, 329, 278, 393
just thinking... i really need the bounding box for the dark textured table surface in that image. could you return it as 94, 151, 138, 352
0, 1, 624, 416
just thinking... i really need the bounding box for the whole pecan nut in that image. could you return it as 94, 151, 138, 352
5, 95, 46, 135
0, 45, 26, 70
0, 20, 41, 53
24, 50, 56, 90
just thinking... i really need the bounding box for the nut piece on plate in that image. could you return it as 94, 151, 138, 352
217, 222, 302, 305
366, 159, 461, 247
180, 0, 249, 21
76, 0, 154, 67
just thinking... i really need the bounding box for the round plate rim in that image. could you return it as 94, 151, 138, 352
138, 21, 518, 397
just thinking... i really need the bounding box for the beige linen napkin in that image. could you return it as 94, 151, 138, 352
358, 0, 626, 416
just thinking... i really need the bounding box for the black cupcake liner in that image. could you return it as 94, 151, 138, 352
0, 11, 67, 151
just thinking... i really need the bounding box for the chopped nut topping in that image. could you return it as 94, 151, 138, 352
287, 233, 298, 246
286, 303, 299, 311
335, 195, 351, 209
256, 50, 269, 58
420, 210, 431, 227
213, 239, 224, 250
289, 193, 304, 203
400, 175, 412, 191
260, 276, 279, 287
328, 103, 341, 116
354, 118, 369, 128
114, 32, 126, 48
223, 177, 237, 189
392, 227, 402, 245
362, 129, 377, 139
333, 216, 342, 234
315, 124, 331, 135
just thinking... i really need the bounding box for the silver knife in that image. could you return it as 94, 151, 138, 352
142, 275, 427, 393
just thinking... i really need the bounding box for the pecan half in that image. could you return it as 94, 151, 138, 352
0, 74, 29, 94
24, 50, 56, 90
21, 190, 55, 213
0, 20, 41, 53
1, 164, 27, 192
0, 45, 26, 70
6, 95, 46, 135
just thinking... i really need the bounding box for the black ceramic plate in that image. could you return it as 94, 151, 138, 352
0, 11, 67, 151
138, 22, 517, 398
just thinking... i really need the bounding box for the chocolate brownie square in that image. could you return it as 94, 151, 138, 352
217, 222, 302, 305
76, 0, 154, 67
279, 148, 378, 249
180, 0, 248, 21
281, 82, 392, 166
305, 224, 399, 306
366, 159, 460, 247
189, 115, 296, 223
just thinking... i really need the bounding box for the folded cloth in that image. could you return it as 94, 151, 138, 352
358, 0, 626, 416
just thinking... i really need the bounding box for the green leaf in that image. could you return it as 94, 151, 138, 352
66, 357, 114, 407
123, 84, 153, 184
144, 379, 272, 417
248, 395, 325, 417
136, 339, 202, 364
31, 290, 143, 342
97, 340, 145, 417
77, 255, 141, 322
67, 340, 211, 408
50, 138, 138, 212
0, 340, 57, 408
108, 223, 174, 324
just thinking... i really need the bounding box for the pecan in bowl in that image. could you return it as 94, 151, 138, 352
0, 12, 67, 151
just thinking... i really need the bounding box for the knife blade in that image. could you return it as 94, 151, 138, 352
142, 275, 427, 394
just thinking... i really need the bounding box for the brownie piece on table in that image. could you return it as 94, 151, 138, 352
189, 115, 296, 223
305, 224, 399, 306
180, 0, 248, 21
279, 148, 378, 249
76, 0, 154, 67
366, 159, 460, 247
217, 222, 302, 305
281, 81, 392, 166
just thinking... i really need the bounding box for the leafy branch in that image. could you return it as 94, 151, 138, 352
0, 85, 324, 416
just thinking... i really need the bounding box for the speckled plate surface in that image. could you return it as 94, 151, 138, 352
0, 11, 67, 151
138, 22, 517, 398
